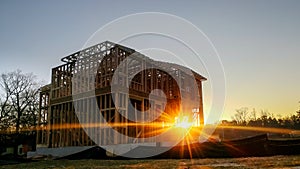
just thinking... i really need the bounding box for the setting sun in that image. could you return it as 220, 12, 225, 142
174, 116, 193, 129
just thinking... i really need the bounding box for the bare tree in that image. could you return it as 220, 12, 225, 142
0, 70, 40, 133
297, 101, 300, 119
232, 107, 249, 125
0, 88, 13, 131
250, 108, 257, 121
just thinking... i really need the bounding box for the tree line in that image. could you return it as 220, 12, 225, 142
1, 70, 299, 133
0, 70, 40, 134
226, 107, 300, 130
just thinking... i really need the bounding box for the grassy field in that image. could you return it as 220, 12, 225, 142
1, 155, 300, 169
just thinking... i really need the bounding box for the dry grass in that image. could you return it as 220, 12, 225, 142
1, 156, 300, 169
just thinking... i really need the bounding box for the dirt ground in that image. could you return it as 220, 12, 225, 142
1, 155, 300, 169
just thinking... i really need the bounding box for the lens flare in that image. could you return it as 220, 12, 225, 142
174, 116, 193, 129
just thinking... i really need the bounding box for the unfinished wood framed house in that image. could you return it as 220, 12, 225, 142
36, 41, 206, 148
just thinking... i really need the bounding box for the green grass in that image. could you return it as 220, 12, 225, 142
2, 156, 300, 169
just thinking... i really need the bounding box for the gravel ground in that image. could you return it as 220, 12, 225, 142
1, 155, 300, 169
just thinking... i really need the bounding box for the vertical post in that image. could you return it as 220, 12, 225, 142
103, 97, 107, 145
36, 92, 42, 145
66, 102, 69, 146
141, 99, 144, 143
125, 94, 128, 144
199, 82, 204, 125
135, 102, 138, 143
114, 93, 119, 144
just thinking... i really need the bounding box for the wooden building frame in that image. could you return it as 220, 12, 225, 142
36, 41, 206, 148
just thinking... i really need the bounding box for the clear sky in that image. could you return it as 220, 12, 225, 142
1, 0, 300, 122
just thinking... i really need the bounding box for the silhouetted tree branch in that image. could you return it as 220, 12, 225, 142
0, 70, 40, 133
229, 106, 300, 130
232, 107, 249, 125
